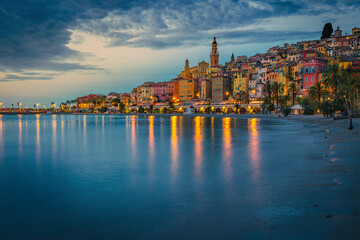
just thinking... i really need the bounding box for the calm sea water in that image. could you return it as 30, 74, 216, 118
0, 114, 358, 239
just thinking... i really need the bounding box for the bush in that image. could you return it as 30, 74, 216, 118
138, 106, 144, 113
304, 105, 315, 115
99, 106, 108, 113
283, 106, 291, 117
205, 106, 211, 114
320, 100, 333, 118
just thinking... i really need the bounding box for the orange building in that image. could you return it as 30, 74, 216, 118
177, 77, 198, 102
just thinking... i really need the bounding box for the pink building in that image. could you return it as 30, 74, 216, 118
299, 57, 327, 95
153, 82, 169, 102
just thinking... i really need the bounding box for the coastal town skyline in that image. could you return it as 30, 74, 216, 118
1, 0, 360, 107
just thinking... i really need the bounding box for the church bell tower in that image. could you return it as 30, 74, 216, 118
210, 36, 219, 67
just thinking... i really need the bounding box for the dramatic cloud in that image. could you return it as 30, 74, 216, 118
73, 0, 360, 49
0, 0, 144, 74
1, 0, 359, 75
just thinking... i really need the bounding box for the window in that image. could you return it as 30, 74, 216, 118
305, 67, 309, 73
311, 77, 314, 82
305, 78, 308, 82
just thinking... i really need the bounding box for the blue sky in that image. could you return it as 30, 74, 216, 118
0, 0, 360, 107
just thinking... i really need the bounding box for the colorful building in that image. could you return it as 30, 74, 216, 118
153, 82, 169, 102
299, 57, 327, 94
178, 77, 198, 102
212, 71, 230, 102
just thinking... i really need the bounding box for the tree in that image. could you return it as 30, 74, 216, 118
322, 64, 349, 114
138, 106, 144, 113
119, 102, 125, 113
271, 82, 284, 112
308, 82, 328, 104
320, 100, 333, 118
283, 106, 291, 117
288, 82, 298, 106
322, 64, 346, 95
321, 22, 333, 39
300, 97, 315, 115
340, 67, 360, 130
99, 106, 108, 113
264, 82, 272, 104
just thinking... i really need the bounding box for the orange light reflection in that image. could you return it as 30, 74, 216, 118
148, 116, 155, 175
222, 117, 232, 180
0, 115, 3, 161
18, 115, 23, 159
194, 116, 203, 177
52, 115, 57, 164
248, 118, 260, 181
36, 114, 41, 165
171, 116, 178, 178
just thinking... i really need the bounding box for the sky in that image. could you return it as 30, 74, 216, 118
0, 0, 360, 107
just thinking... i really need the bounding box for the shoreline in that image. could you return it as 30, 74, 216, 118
2, 111, 358, 130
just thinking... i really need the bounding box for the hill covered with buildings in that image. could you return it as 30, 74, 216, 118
75, 23, 360, 112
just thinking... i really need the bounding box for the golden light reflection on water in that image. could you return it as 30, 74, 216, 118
194, 116, 203, 176
131, 115, 137, 160
222, 117, 232, 179
148, 116, 155, 175
52, 115, 57, 164
36, 114, 41, 165
18, 115, 23, 159
171, 116, 178, 177
0, 115, 3, 161
248, 118, 260, 181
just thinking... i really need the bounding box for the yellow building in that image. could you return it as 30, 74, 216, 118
328, 56, 352, 69
277, 64, 291, 94
233, 70, 249, 96
178, 77, 198, 102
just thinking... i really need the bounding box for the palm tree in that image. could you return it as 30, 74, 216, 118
264, 81, 272, 105
271, 82, 284, 112
323, 64, 350, 114
288, 82, 298, 106
322, 64, 347, 95
340, 74, 358, 130
340, 65, 360, 130
308, 82, 329, 104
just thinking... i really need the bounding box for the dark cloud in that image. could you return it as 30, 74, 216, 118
0, 73, 57, 82
75, 0, 359, 50
0, 0, 359, 80
0, 0, 144, 74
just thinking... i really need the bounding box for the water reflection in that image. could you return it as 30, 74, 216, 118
0, 115, 3, 161
222, 117, 232, 180
131, 116, 137, 160
194, 116, 203, 177
83, 115, 87, 149
18, 115, 23, 160
52, 115, 57, 164
36, 114, 41, 165
148, 116, 155, 175
248, 118, 260, 181
170, 116, 178, 178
